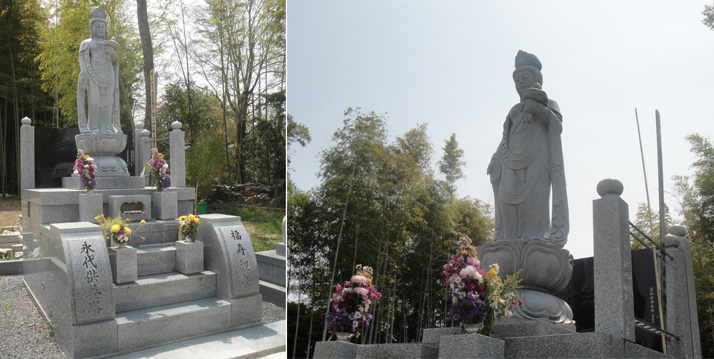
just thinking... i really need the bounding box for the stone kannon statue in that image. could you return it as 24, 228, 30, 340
77, 6, 121, 134
487, 50, 569, 247
74, 6, 129, 177
479, 51, 574, 325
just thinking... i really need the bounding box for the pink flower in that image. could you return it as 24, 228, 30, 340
351, 275, 368, 286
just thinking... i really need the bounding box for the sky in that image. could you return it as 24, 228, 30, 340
286, 0, 714, 260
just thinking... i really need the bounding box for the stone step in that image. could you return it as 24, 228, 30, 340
136, 245, 176, 276
256, 250, 286, 286
259, 280, 286, 308
114, 271, 217, 313
115, 297, 233, 352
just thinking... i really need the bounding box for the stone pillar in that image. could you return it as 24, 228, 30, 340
134, 122, 145, 176
276, 216, 287, 256
20, 117, 35, 191
592, 178, 634, 342
140, 128, 151, 186
662, 226, 701, 358
169, 121, 185, 187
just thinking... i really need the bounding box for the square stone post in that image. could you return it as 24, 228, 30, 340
134, 122, 145, 176
20, 117, 35, 191
108, 246, 138, 284
176, 240, 204, 275
79, 192, 103, 223
276, 215, 286, 256
152, 191, 177, 220
140, 129, 151, 186
663, 226, 702, 358
169, 121, 185, 187
592, 179, 634, 342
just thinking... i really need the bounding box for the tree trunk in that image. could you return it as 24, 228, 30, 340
292, 283, 302, 358
136, 0, 154, 129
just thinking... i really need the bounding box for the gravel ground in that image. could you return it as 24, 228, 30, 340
0, 275, 65, 359
0, 275, 285, 358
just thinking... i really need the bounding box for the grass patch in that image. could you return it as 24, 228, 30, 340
219, 206, 284, 252
224, 206, 283, 234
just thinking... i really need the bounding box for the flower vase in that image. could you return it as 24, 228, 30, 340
335, 332, 354, 342
462, 322, 484, 334
175, 240, 204, 275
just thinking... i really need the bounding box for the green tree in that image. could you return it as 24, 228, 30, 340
287, 108, 495, 350
191, 0, 285, 184
0, 0, 54, 196
186, 130, 226, 200
159, 80, 216, 144
438, 133, 465, 198
630, 202, 671, 250
672, 133, 714, 357
247, 90, 286, 185
703, 1, 714, 30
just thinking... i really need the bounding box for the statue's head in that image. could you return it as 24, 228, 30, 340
513, 50, 543, 95
88, 6, 107, 39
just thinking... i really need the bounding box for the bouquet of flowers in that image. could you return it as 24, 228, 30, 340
73, 149, 97, 191
144, 148, 170, 191
326, 264, 382, 340
179, 214, 200, 241
443, 236, 523, 335
96, 214, 146, 247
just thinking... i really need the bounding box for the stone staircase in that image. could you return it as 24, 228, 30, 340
110, 243, 234, 352
107, 235, 263, 355
24, 214, 268, 358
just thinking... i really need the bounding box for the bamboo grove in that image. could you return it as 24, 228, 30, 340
287, 108, 494, 358
0, 0, 285, 198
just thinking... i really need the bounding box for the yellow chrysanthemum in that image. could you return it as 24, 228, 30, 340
140, 220, 146, 226
194, 218, 199, 224
486, 267, 498, 281
180, 216, 187, 221
111, 224, 120, 232
125, 227, 132, 234
189, 214, 196, 221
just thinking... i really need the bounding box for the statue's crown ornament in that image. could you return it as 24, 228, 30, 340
515, 50, 542, 71
89, 6, 107, 21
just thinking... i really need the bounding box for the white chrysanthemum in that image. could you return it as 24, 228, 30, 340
489, 263, 500, 273
460, 265, 476, 278
460, 265, 483, 283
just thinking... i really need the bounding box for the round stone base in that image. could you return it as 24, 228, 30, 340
508, 288, 574, 325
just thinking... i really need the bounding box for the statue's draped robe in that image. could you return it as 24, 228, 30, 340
491, 99, 568, 245
78, 39, 120, 133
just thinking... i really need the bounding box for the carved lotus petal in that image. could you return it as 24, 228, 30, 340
478, 239, 573, 294
75, 133, 127, 155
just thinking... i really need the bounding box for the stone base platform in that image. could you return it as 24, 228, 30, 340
63, 175, 145, 190
315, 321, 665, 359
